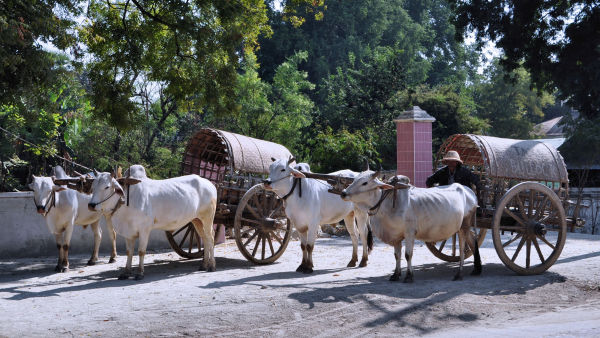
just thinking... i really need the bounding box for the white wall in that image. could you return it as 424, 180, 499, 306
0, 192, 172, 259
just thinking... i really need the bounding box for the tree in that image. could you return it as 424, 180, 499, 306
0, 0, 80, 108
450, 1, 600, 120
472, 62, 553, 139
80, 0, 273, 127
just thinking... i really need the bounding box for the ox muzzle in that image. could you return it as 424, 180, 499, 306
88, 202, 98, 212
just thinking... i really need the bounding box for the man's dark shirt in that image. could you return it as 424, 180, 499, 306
426, 164, 480, 190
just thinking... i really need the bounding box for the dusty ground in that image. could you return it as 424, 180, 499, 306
1, 232, 600, 337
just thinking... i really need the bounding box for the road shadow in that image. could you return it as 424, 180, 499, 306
0, 254, 251, 301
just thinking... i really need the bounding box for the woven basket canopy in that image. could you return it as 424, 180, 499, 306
437, 134, 569, 183
181, 128, 292, 183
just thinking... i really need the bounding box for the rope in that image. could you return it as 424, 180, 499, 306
0, 125, 92, 172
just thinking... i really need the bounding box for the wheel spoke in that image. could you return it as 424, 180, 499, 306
241, 227, 254, 236
246, 206, 262, 220
504, 207, 528, 227
172, 225, 187, 237
251, 234, 262, 257
179, 226, 192, 249
261, 236, 266, 260
241, 217, 261, 225
269, 203, 284, 218
533, 238, 545, 263
270, 230, 283, 244
526, 238, 531, 268
535, 195, 549, 220
438, 239, 447, 252
511, 236, 526, 262
536, 234, 555, 250
515, 195, 528, 219
267, 236, 275, 255
188, 230, 195, 253
502, 233, 522, 248
528, 190, 535, 218
243, 231, 258, 247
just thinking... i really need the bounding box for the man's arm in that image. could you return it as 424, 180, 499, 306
426, 168, 444, 187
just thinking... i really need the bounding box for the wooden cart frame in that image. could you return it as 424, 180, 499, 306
425, 134, 583, 275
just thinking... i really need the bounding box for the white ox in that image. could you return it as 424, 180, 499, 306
341, 171, 481, 282
88, 165, 217, 280
29, 166, 117, 272
263, 157, 372, 273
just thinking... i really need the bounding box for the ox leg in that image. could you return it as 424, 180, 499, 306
390, 242, 402, 281
296, 230, 308, 273
404, 235, 414, 283
193, 217, 216, 272
60, 224, 74, 272
135, 232, 150, 280
344, 213, 359, 267
88, 221, 101, 266
105, 217, 118, 263
453, 231, 466, 281
355, 210, 370, 267
465, 214, 482, 276
304, 226, 318, 274
54, 233, 63, 272
119, 237, 136, 280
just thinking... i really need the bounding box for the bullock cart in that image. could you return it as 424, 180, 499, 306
426, 134, 584, 275
176, 128, 295, 264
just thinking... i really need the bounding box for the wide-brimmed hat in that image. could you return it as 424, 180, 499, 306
442, 150, 462, 164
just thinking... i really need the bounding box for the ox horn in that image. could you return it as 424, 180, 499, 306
371, 170, 380, 179
271, 157, 276, 162
93, 168, 99, 176
287, 156, 295, 165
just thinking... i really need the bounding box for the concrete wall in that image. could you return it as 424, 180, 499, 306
0, 192, 172, 259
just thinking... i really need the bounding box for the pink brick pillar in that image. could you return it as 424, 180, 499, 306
394, 106, 435, 187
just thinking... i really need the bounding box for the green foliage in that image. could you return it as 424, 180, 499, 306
309, 127, 379, 173
559, 116, 600, 168
450, 0, 600, 120
472, 63, 553, 139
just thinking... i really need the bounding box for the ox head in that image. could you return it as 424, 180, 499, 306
29, 175, 65, 215
340, 170, 395, 206
262, 156, 305, 191
88, 171, 141, 212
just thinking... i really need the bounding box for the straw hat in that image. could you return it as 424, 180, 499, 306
442, 150, 462, 164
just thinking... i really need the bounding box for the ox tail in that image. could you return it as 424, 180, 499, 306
367, 221, 373, 253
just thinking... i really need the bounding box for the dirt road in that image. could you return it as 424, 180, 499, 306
1, 232, 599, 337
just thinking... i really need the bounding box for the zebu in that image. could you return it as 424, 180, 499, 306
263, 157, 372, 273
341, 171, 481, 282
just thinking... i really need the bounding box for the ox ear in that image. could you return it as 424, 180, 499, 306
378, 183, 394, 190
126, 178, 141, 185
271, 157, 276, 162
112, 178, 124, 196
290, 168, 306, 178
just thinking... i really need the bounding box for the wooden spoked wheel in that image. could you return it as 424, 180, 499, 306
492, 182, 567, 275
166, 223, 204, 259
234, 184, 292, 264
426, 228, 487, 262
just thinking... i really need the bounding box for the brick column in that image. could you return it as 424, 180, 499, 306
394, 106, 435, 187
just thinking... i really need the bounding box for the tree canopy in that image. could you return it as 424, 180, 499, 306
450, 0, 600, 120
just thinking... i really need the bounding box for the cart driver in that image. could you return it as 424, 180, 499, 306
426, 150, 481, 193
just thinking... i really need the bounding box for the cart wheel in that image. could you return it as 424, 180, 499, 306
234, 184, 292, 264
492, 182, 567, 275
165, 223, 204, 259
426, 228, 487, 262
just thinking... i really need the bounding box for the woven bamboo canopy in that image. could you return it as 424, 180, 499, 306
437, 134, 569, 184
181, 128, 292, 183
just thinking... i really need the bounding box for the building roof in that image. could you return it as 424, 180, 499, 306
393, 106, 436, 122
532, 116, 565, 138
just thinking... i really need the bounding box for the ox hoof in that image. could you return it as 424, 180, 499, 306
296, 265, 306, 273
54, 265, 61, 272
471, 268, 482, 276
108, 258, 116, 264
134, 274, 144, 281
452, 274, 463, 281
403, 275, 414, 283
118, 273, 131, 280
302, 267, 313, 274
347, 260, 357, 268
359, 259, 368, 267
389, 273, 400, 282
199, 265, 207, 271
87, 260, 96, 266
206, 266, 216, 272
60, 267, 69, 273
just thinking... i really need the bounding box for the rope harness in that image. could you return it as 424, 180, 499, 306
34, 190, 56, 216
367, 177, 410, 216
281, 177, 302, 200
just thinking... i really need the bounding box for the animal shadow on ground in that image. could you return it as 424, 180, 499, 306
0, 254, 251, 301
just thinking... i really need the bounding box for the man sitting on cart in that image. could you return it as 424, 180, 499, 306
426, 150, 480, 193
